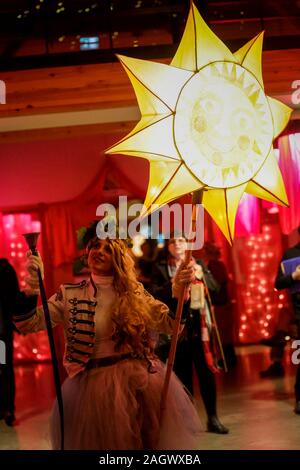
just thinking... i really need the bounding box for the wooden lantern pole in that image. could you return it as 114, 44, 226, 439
23, 233, 64, 450
159, 189, 203, 424
159, 188, 228, 428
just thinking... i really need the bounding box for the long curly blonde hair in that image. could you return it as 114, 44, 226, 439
104, 239, 158, 361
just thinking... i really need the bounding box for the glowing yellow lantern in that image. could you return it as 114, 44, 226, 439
106, 2, 292, 243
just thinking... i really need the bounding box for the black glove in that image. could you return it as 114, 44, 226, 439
13, 292, 38, 317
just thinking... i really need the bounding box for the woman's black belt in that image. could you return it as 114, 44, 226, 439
86, 353, 135, 369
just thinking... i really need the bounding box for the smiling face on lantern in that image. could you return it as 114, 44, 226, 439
174, 62, 273, 188
193, 91, 254, 162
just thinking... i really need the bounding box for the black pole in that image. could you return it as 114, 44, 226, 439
29, 245, 64, 450
38, 270, 64, 450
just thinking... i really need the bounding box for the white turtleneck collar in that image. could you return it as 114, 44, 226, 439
91, 273, 114, 288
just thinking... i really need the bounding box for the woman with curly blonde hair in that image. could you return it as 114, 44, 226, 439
14, 226, 202, 450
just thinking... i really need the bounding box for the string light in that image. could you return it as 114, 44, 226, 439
239, 224, 289, 343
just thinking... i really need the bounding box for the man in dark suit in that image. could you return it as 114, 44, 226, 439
273, 230, 300, 414
0, 257, 38, 426
0, 258, 19, 426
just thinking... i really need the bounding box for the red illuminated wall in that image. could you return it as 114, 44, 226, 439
235, 223, 289, 343
0, 213, 51, 362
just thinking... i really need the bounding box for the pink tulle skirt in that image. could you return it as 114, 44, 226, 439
50, 358, 203, 450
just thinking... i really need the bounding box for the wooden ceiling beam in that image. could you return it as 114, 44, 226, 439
0, 49, 299, 120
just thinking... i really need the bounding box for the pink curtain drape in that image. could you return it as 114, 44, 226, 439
43, 158, 147, 270
236, 193, 260, 237
278, 133, 300, 234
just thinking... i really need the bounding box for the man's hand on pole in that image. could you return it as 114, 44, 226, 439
172, 260, 196, 299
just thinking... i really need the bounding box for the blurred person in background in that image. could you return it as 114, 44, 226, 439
147, 234, 229, 434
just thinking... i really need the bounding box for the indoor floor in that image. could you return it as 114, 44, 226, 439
0, 345, 299, 450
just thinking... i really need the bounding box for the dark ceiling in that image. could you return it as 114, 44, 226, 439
0, 0, 299, 70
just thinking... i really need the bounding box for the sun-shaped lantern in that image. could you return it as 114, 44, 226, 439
106, 2, 292, 243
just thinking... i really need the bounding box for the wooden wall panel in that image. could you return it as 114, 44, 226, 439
0, 49, 299, 119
